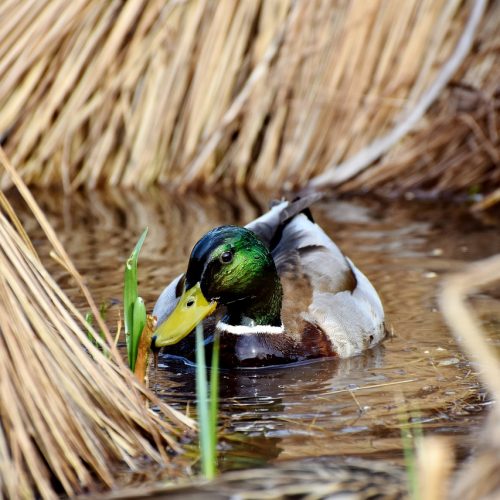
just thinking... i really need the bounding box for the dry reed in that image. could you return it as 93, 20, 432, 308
439, 254, 500, 500
0, 147, 194, 500
0, 1, 498, 199
416, 436, 454, 500
95, 456, 407, 499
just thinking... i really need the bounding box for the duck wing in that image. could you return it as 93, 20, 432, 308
244, 193, 323, 249
271, 211, 357, 293
246, 194, 355, 290
250, 196, 386, 358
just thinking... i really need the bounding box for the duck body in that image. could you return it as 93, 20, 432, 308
153, 195, 385, 368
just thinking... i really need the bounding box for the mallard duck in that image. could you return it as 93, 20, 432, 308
152, 195, 385, 367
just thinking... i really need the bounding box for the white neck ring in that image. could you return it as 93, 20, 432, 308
216, 321, 284, 335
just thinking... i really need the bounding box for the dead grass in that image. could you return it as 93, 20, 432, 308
0, 147, 195, 500
390, 253, 500, 500
0, 1, 498, 199
331, 0, 500, 198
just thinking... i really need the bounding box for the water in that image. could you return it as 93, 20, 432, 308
10, 188, 499, 470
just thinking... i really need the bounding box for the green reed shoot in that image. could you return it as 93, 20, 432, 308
400, 410, 423, 500
85, 303, 110, 357
85, 312, 96, 344
124, 228, 220, 474
210, 332, 220, 458
123, 228, 148, 371
195, 323, 220, 479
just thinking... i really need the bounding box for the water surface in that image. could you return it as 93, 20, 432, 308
10, 188, 499, 470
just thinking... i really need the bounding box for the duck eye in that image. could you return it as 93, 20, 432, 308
220, 251, 233, 264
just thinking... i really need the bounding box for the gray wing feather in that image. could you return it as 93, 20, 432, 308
273, 213, 354, 287
273, 212, 386, 357
245, 194, 323, 247
244, 200, 288, 246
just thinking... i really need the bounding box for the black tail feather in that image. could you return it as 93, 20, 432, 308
280, 193, 323, 225
268, 193, 323, 251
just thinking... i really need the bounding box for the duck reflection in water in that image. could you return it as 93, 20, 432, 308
154, 346, 385, 466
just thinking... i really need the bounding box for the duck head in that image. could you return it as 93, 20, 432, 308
152, 226, 283, 348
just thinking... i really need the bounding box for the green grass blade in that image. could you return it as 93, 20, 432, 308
400, 412, 420, 500
84, 312, 96, 346
123, 227, 148, 363
85, 312, 93, 324
98, 302, 109, 357
195, 323, 215, 479
130, 297, 146, 371
209, 331, 220, 471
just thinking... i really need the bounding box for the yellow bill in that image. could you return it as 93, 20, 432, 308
153, 282, 217, 347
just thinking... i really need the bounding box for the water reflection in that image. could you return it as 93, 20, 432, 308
7, 187, 499, 469
157, 346, 386, 402
153, 346, 386, 467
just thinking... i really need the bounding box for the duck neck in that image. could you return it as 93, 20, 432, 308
224, 273, 283, 327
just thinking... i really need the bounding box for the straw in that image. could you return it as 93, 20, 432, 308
0, 147, 195, 499
0, 1, 497, 200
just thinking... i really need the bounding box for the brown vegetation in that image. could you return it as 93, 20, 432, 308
440, 254, 500, 500
0, 1, 498, 198
0, 149, 194, 500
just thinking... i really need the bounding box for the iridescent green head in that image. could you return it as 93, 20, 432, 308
153, 226, 283, 347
